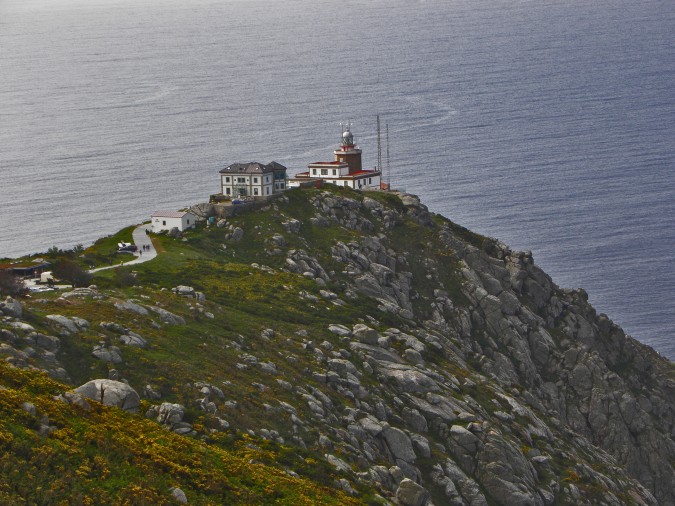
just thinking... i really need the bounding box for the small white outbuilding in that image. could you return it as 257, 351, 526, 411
151, 211, 197, 233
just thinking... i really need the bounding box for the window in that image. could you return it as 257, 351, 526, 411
253, 177, 258, 183
225, 176, 230, 183
332, 169, 336, 175
344, 181, 348, 186
225, 188, 230, 195
266, 188, 270, 195
369, 178, 372, 184
162, 220, 166, 226
321, 169, 328, 176
312, 169, 317, 175
237, 177, 246, 183
254, 188, 259, 195
187, 219, 190, 224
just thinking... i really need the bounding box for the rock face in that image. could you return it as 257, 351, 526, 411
280, 190, 675, 505
74, 380, 140, 413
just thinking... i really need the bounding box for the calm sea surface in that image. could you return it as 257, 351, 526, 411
1, 0, 673, 359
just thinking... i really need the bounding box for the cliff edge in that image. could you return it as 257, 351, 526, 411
1, 187, 673, 505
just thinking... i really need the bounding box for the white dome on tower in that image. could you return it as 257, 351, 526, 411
342, 129, 354, 146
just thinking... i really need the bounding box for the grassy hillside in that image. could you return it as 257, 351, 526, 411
0, 363, 364, 505
1, 186, 672, 505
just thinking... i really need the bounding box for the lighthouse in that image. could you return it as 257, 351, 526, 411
334, 126, 362, 174
289, 123, 381, 190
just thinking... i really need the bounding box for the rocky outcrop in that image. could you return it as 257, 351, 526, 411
46, 315, 89, 335
92, 345, 122, 363
148, 306, 185, 325
0, 297, 23, 318
74, 379, 140, 413
272, 191, 672, 505
115, 300, 149, 315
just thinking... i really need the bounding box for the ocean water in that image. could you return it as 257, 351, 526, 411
1, 0, 673, 359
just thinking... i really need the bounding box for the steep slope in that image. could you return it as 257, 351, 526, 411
1, 187, 673, 505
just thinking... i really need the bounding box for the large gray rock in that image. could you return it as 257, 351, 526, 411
100, 321, 127, 333
328, 324, 351, 337
328, 358, 358, 378
45, 315, 80, 335
115, 300, 149, 316
377, 363, 439, 394
395, 478, 428, 506
352, 324, 381, 345
449, 425, 481, 454
1, 297, 22, 318
148, 306, 185, 325
119, 333, 148, 348
170, 487, 188, 504
173, 285, 195, 296
157, 403, 185, 427
74, 379, 140, 413
383, 426, 416, 462
476, 433, 540, 506
71, 317, 90, 330
9, 321, 34, 332
230, 227, 244, 241
27, 332, 61, 352
282, 219, 301, 233
92, 345, 123, 363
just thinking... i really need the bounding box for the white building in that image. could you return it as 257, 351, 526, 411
219, 161, 288, 198
290, 126, 381, 190
151, 211, 197, 233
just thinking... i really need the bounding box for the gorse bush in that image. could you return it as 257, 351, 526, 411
0, 270, 26, 297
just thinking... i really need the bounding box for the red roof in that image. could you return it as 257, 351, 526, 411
348, 170, 380, 176
292, 171, 380, 181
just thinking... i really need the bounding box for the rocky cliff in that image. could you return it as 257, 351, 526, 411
1, 187, 673, 505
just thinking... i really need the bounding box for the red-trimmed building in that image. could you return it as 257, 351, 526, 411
289, 126, 381, 190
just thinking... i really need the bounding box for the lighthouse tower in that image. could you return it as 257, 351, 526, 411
334, 126, 362, 174
288, 121, 380, 190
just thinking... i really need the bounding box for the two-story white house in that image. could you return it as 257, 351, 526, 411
219, 162, 288, 198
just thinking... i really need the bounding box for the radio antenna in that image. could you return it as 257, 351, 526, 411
376, 115, 382, 172
386, 122, 391, 189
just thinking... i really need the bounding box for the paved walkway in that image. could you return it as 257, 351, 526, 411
90, 224, 157, 273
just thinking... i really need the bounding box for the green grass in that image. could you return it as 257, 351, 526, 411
0, 363, 366, 505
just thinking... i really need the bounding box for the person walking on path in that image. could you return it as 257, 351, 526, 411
89, 224, 158, 273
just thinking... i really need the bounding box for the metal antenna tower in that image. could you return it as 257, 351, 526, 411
376, 115, 382, 172
386, 122, 391, 188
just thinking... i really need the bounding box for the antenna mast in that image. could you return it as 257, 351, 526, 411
376, 115, 382, 172
386, 122, 391, 189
